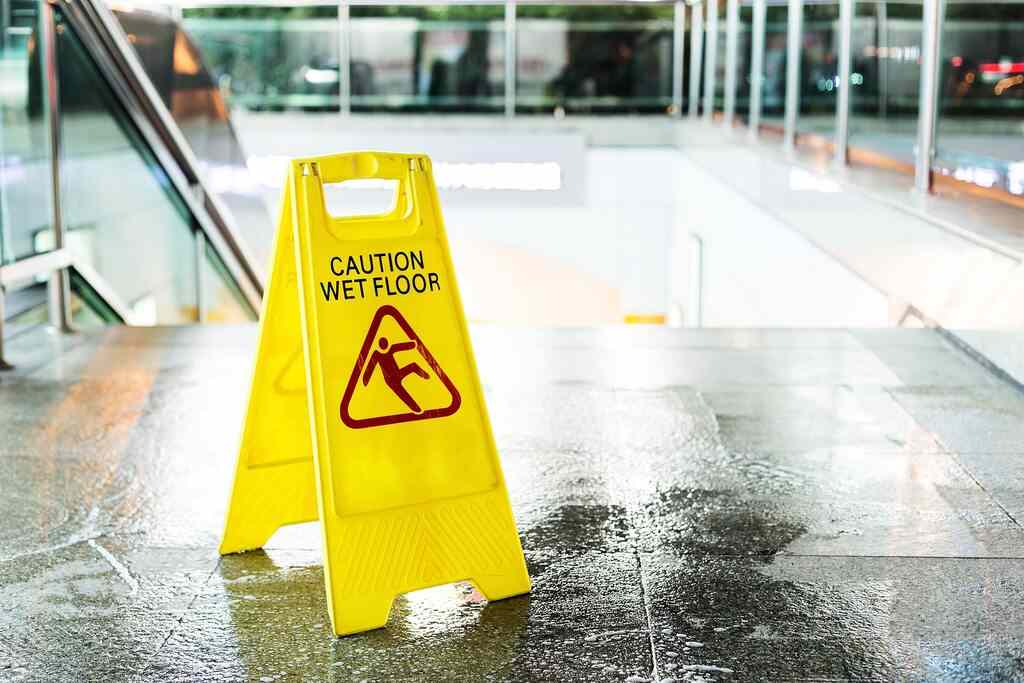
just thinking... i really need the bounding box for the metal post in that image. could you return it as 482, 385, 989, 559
688, 2, 704, 118
687, 233, 703, 327
834, 0, 853, 166
194, 230, 206, 323
40, 1, 71, 333
783, 0, 803, 151
915, 0, 943, 193
0, 285, 12, 370
338, 0, 351, 115
505, 0, 516, 118
722, 0, 739, 126
748, 0, 766, 139
671, 0, 686, 116
702, 0, 718, 121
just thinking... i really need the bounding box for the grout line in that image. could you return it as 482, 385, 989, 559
883, 384, 1024, 533
139, 556, 222, 678
88, 539, 139, 595
634, 551, 661, 682
772, 552, 1024, 561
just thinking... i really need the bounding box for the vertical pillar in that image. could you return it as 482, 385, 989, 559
505, 0, 516, 118
702, 0, 718, 121
338, 0, 351, 115
672, 0, 686, 116
0, 285, 12, 370
687, 233, 703, 328
783, 0, 803, 151
194, 230, 206, 323
40, 2, 71, 333
722, 0, 739, 126
748, 0, 766, 139
834, 0, 853, 166
688, 2, 704, 118
915, 0, 943, 193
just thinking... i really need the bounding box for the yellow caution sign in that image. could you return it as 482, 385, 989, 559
220, 151, 531, 635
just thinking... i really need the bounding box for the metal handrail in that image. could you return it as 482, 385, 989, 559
55, 0, 265, 307
0, 0, 267, 369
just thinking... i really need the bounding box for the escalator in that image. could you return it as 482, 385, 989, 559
0, 0, 268, 355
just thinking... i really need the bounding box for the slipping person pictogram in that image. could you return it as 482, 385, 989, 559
362, 337, 429, 413
340, 305, 461, 429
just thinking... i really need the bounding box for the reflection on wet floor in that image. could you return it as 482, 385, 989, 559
1, 324, 1023, 681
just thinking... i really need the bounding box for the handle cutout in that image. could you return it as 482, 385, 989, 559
303, 153, 428, 241
322, 178, 401, 221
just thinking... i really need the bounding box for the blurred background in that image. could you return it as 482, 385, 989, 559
1, 0, 1023, 346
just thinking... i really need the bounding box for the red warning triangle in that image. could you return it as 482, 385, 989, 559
340, 305, 461, 429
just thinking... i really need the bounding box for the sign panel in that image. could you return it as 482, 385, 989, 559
220, 151, 531, 636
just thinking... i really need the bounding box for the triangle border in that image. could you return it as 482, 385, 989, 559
339, 304, 462, 429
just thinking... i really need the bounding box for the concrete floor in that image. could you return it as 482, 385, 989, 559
2, 324, 1024, 681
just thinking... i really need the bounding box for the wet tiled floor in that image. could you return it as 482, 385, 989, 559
1, 325, 1023, 681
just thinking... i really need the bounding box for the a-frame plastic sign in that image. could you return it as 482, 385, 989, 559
220, 151, 531, 636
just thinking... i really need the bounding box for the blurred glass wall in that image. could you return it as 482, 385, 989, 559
185, 3, 676, 115
0, 0, 52, 265
849, 2, 923, 167
1, 0, 258, 328
184, 6, 340, 111
796, 1, 840, 140
351, 5, 504, 113
935, 2, 1024, 196
760, 3, 789, 129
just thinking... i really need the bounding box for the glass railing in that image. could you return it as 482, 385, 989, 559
1, 0, 259, 348
183, 7, 340, 112
712, 2, 726, 111
0, 0, 54, 266
735, 4, 753, 121
352, 5, 505, 113
151, 0, 1024, 209
849, 3, 923, 167
185, 3, 677, 115
113, 6, 274, 268
516, 5, 673, 114
56, 4, 205, 324
761, 7, 789, 128
934, 1, 1024, 196
796, 3, 840, 141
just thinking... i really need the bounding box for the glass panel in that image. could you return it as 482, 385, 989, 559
736, 4, 753, 121
3, 281, 48, 335
762, 4, 789, 129
849, 2, 922, 167
116, 8, 274, 266
516, 4, 674, 114
3, 280, 109, 334
0, 0, 53, 264
202, 239, 256, 323
69, 268, 124, 328
55, 7, 198, 324
350, 5, 504, 113
935, 2, 1024, 197
714, 1, 727, 111
183, 7, 340, 112
691, 4, 706, 115
797, 2, 840, 140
